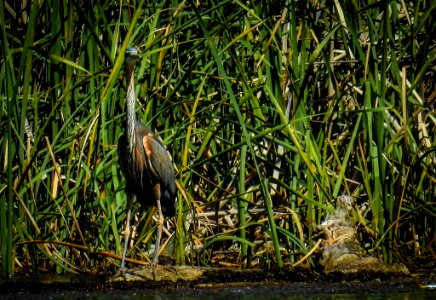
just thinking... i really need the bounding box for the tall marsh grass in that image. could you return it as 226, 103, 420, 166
1, 0, 435, 277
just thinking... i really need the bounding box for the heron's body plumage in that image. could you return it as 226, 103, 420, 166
118, 121, 176, 217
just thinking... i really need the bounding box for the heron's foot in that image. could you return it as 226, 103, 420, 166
112, 267, 131, 280
118, 266, 126, 273
111, 264, 177, 282
116, 272, 148, 281
112, 266, 148, 282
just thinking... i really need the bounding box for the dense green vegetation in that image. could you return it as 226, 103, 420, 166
1, 0, 435, 278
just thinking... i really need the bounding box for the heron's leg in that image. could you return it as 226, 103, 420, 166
152, 184, 163, 279
120, 194, 135, 271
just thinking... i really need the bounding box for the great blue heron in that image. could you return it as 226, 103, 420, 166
117, 46, 176, 274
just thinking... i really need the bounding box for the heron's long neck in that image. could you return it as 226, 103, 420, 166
125, 64, 136, 154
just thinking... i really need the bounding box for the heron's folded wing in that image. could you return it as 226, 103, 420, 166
142, 133, 176, 188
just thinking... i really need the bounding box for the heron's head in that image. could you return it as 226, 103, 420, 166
125, 46, 141, 66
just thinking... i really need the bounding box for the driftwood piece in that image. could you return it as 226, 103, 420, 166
110, 265, 208, 282
109, 265, 317, 284
318, 195, 409, 275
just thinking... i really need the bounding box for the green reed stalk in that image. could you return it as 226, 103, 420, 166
238, 145, 248, 267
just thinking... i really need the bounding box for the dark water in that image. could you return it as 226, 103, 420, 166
2, 274, 435, 300
3, 285, 435, 300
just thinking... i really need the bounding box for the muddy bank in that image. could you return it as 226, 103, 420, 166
1, 266, 435, 299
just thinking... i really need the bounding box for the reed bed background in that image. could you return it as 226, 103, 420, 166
1, 0, 435, 277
